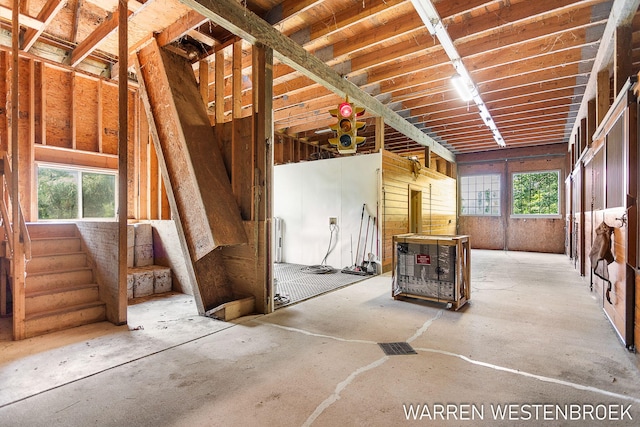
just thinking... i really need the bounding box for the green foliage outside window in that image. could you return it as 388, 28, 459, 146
38, 166, 116, 220
38, 168, 78, 219
512, 171, 559, 215
82, 173, 116, 218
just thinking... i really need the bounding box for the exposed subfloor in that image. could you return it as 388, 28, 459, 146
1, 250, 640, 426
273, 262, 371, 308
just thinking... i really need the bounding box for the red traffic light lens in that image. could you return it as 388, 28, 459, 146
339, 102, 353, 117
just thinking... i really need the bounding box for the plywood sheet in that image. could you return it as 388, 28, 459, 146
44, 66, 72, 148
74, 76, 99, 152
101, 82, 118, 155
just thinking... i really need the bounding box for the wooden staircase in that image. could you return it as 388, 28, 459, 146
22, 223, 105, 338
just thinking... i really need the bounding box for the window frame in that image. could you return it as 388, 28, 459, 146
459, 173, 501, 217
510, 169, 561, 219
36, 162, 118, 221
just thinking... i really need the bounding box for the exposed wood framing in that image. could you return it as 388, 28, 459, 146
614, 24, 633, 95
156, 9, 208, 47
0, 5, 45, 30
570, 0, 640, 144
22, 0, 67, 52
178, 0, 455, 163
374, 116, 384, 152
70, 8, 133, 67
11, 0, 25, 340
232, 40, 242, 119
214, 48, 224, 125
597, 69, 611, 126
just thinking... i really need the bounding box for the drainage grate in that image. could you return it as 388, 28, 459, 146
378, 342, 417, 356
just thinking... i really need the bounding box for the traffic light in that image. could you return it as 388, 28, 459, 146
328, 100, 366, 154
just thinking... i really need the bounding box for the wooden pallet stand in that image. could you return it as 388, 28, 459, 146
392, 234, 471, 310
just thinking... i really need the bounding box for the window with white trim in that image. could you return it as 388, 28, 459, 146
460, 174, 501, 216
512, 170, 560, 217
37, 164, 117, 220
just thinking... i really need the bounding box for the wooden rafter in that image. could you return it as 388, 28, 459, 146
22, 0, 67, 52
69, 8, 133, 67
155, 9, 209, 47
0, 5, 44, 30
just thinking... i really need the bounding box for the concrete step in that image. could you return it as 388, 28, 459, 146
27, 253, 87, 274
26, 223, 78, 239
24, 301, 106, 338
26, 268, 94, 294
25, 284, 100, 316
30, 237, 82, 257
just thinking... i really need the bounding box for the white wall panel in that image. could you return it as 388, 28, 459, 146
273, 153, 381, 268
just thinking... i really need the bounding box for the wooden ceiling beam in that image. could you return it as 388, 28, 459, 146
70, 8, 133, 67
179, 0, 455, 162
263, 0, 604, 98
155, 9, 209, 47
22, 0, 67, 52
0, 5, 45, 30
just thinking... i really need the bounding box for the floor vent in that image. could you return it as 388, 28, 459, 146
378, 342, 417, 356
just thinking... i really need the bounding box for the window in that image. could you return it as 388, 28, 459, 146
460, 174, 500, 216
38, 165, 117, 220
512, 171, 560, 217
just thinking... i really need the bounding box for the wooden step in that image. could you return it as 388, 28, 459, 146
30, 237, 82, 257
26, 267, 94, 293
26, 223, 78, 239
25, 284, 100, 316
27, 252, 87, 274
24, 301, 106, 338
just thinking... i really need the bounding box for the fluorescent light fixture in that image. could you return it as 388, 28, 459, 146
410, 0, 440, 35
411, 0, 506, 148
451, 73, 474, 102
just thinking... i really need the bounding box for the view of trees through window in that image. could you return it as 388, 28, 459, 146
38, 166, 116, 220
512, 171, 559, 216
460, 174, 501, 216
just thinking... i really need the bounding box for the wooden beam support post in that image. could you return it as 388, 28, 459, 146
587, 98, 596, 149
251, 42, 273, 313
597, 69, 610, 127
198, 59, 211, 123
424, 146, 431, 169
116, 0, 128, 325
11, 0, 25, 340
214, 48, 225, 126
614, 24, 633, 96
374, 116, 384, 152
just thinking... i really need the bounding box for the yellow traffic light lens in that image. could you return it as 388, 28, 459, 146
339, 118, 352, 132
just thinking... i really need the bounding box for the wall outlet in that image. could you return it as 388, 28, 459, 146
329, 217, 337, 225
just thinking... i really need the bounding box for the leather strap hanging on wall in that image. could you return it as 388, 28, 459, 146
589, 221, 615, 303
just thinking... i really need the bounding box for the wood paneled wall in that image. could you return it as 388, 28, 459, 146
380, 150, 457, 272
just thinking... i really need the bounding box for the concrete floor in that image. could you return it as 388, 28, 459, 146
1, 250, 639, 426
